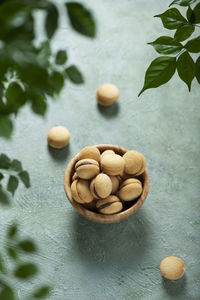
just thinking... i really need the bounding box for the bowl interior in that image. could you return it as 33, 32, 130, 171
64, 144, 149, 223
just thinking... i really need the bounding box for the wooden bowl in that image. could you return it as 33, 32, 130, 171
64, 144, 149, 223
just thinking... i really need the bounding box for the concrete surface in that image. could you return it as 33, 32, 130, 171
0, 0, 200, 299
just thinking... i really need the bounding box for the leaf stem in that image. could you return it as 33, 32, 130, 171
176, 49, 186, 58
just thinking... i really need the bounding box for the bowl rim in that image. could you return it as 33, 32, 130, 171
64, 144, 149, 223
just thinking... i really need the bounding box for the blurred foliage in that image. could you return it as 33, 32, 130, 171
0, 223, 51, 299
0, 153, 30, 198
0, 0, 96, 138
0, 0, 96, 299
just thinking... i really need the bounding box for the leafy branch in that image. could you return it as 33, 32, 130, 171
0, 223, 51, 299
0, 0, 96, 138
139, 0, 200, 96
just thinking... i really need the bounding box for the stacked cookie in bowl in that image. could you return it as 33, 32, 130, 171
70, 146, 146, 215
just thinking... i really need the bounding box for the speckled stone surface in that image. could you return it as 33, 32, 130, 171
1, 0, 200, 299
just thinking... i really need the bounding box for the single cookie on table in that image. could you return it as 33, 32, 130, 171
47, 126, 70, 149
160, 256, 185, 280
118, 178, 142, 201
71, 179, 93, 204
101, 154, 125, 176
101, 150, 115, 159
79, 146, 101, 162
123, 150, 146, 176
90, 173, 112, 199
75, 159, 100, 180
96, 195, 122, 214
109, 175, 120, 194
96, 83, 119, 106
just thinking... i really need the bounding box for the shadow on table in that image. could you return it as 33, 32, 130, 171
162, 276, 188, 298
47, 144, 71, 163
71, 208, 151, 269
97, 102, 120, 119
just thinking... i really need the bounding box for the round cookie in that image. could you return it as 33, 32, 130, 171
72, 172, 78, 181
79, 146, 100, 162
75, 159, 100, 180
160, 256, 185, 280
101, 150, 115, 159
101, 154, 125, 176
109, 176, 120, 194
90, 173, 112, 199
123, 150, 146, 176
71, 179, 93, 204
96, 83, 119, 106
118, 178, 142, 201
47, 126, 70, 149
96, 195, 122, 214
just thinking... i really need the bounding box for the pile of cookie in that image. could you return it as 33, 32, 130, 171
70, 146, 146, 215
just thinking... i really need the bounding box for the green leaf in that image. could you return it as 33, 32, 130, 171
50, 71, 64, 94
45, 3, 58, 39
11, 160, 22, 172
0, 253, 5, 273
7, 175, 19, 196
0, 172, 4, 181
0, 116, 13, 139
18, 171, 30, 188
177, 51, 195, 91
138, 56, 176, 96
0, 188, 10, 206
184, 37, 200, 53
33, 286, 51, 298
148, 36, 183, 54
18, 239, 37, 253
38, 41, 51, 67
169, 0, 196, 7
195, 56, 200, 83
6, 82, 26, 113
174, 24, 194, 41
14, 263, 38, 279
7, 223, 18, 239
193, 3, 200, 23
155, 8, 187, 29
65, 65, 84, 84
187, 6, 196, 23
55, 50, 67, 65
31, 95, 47, 116
0, 154, 11, 169
0, 281, 15, 300
7, 247, 18, 261
65, 2, 96, 38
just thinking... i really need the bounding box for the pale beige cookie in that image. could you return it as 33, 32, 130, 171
160, 256, 185, 280
101, 154, 125, 176
79, 146, 101, 162
47, 126, 70, 149
118, 178, 142, 201
75, 159, 100, 180
109, 176, 120, 194
90, 173, 112, 199
96, 83, 119, 106
101, 150, 115, 159
72, 172, 78, 181
96, 195, 122, 214
71, 179, 93, 204
123, 150, 146, 176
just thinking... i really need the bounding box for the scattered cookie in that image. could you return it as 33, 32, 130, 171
47, 126, 70, 149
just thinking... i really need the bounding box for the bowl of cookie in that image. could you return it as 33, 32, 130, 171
64, 144, 149, 223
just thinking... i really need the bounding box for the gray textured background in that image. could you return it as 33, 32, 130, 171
1, 0, 200, 299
